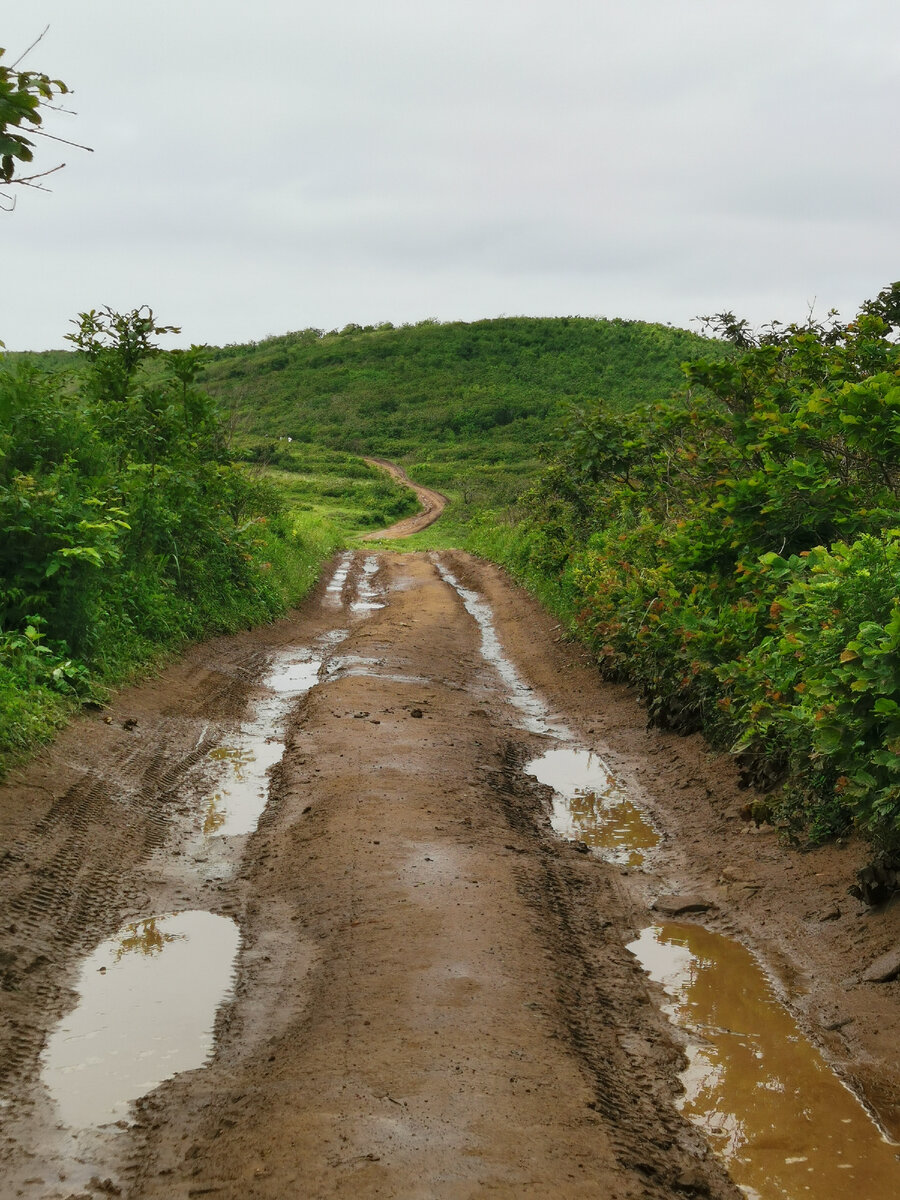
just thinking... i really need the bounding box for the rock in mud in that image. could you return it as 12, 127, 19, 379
651, 894, 715, 916
861, 946, 900, 983
718, 865, 746, 883
849, 852, 900, 906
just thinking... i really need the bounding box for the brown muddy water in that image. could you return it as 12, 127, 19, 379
628, 923, 900, 1199
41, 911, 240, 1129
522, 736, 898, 1195
524, 746, 659, 866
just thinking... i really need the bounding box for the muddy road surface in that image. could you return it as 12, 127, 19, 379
1, 551, 898, 1199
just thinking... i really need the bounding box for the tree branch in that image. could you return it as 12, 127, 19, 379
29, 128, 93, 153
10, 25, 50, 69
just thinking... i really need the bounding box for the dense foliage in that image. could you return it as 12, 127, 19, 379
483, 285, 900, 847
0, 308, 343, 770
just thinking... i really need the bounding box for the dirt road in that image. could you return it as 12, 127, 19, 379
1, 550, 898, 1199
362, 459, 447, 539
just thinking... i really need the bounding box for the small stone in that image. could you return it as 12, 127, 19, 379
410, 708, 424, 718
823, 1015, 854, 1031
819, 903, 841, 922
861, 945, 900, 983
88, 1179, 122, 1197
652, 895, 715, 916
353, 711, 370, 719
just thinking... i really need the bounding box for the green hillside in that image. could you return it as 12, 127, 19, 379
201, 316, 728, 494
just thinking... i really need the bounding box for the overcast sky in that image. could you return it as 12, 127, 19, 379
3, 1, 899, 349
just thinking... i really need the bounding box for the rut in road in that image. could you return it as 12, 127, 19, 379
0, 549, 741, 1200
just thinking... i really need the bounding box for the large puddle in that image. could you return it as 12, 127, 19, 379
200, 648, 323, 837
628, 923, 900, 1199
42, 911, 240, 1128
525, 746, 659, 866
435, 561, 570, 737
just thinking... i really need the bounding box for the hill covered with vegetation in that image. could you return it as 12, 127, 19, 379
201, 315, 728, 505
13, 296, 900, 855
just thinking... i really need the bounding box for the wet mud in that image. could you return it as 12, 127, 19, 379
0, 548, 897, 1198
628, 923, 900, 1199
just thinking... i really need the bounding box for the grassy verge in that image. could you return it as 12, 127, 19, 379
0, 503, 345, 778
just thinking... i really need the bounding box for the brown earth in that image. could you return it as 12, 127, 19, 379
0, 548, 897, 1200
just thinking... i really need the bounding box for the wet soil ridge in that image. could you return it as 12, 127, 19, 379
361, 457, 447, 539
0, 550, 897, 1199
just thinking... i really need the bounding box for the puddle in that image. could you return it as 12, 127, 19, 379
435, 561, 570, 737
628, 923, 900, 1199
525, 747, 658, 866
350, 555, 385, 612
326, 653, 434, 688
42, 911, 240, 1128
322, 551, 353, 607
264, 656, 322, 693
200, 649, 323, 837
204, 737, 286, 837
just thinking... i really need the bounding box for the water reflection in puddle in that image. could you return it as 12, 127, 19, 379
265, 657, 322, 694
199, 649, 323, 837
525, 747, 658, 866
628, 923, 900, 1199
435, 562, 570, 737
42, 911, 240, 1128
204, 738, 286, 838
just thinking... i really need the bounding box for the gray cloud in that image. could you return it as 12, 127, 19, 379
3, 1, 899, 348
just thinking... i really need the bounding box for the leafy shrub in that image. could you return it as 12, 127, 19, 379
0, 308, 341, 773
489, 285, 900, 847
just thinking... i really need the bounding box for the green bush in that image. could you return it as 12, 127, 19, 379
0, 308, 342, 774
484, 286, 900, 847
